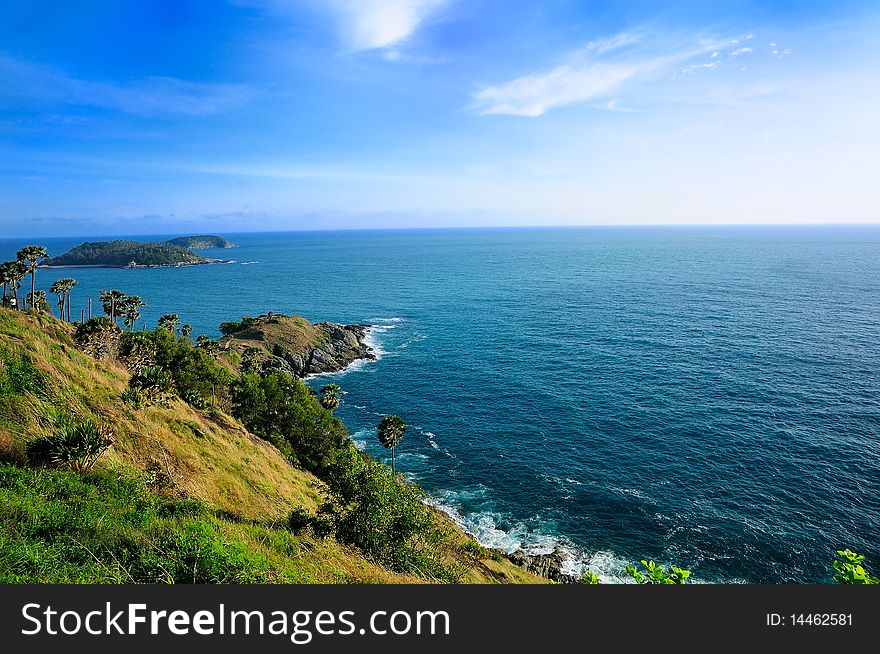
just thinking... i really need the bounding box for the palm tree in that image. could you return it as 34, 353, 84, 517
181, 323, 192, 338
377, 414, 407, 475
99, 290, 126, 324
26, 290, 49, 313
319, 384, 345, 412
121, 295, 145, 330
7, 261, 27, 310
50, 278, 77, 321
0, 262, 13, 306
16, 246, 49, 310
158, 313, 180, 333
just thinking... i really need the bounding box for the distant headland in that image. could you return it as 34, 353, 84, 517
41, 236, 235, 268
166, 235, 236, 250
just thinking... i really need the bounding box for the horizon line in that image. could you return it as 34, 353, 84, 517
5, 220, 880, 242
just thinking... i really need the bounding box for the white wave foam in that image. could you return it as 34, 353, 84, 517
239, 261, 260, 265
424, 490, 634, 583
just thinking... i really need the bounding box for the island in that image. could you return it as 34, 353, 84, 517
166, 235, 236, 250
42, 239, 230, 268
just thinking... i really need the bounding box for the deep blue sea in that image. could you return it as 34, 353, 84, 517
3, 226, 879, 583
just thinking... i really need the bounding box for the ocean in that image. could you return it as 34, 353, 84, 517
3, 226, 879, 583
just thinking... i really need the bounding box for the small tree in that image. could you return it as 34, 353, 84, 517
99, 289, 126, 324
50, 278, 78, 321
320, 384, 345, 412
181, 323, 192, 338
377, 414, 407, 474
158, 313, 180, 333
16, 245, 48, 310
26, 290, 50, 313
120, 295, 145, 330
5, 261, 27, 309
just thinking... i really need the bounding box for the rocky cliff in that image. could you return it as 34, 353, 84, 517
219, 313, 375, 377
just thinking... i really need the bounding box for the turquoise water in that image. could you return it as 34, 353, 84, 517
4, 226, 879, 582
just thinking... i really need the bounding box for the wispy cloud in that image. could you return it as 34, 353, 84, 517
322, 0, 450, 52
0, 56, 255, 117
471, 32, 734, 117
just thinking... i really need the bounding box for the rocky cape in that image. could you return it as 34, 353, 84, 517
219, 313, 375, 378
267, 323, 375, 377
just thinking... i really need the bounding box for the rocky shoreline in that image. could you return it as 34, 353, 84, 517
271, 323, 376, 377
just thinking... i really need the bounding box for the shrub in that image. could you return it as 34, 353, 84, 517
231, 371, 348, 474
578, 570, 601, 584
286, 507, 313, 534
129, 365, 174, 406
319, 447, 458, 581
833, 549, 879, 584
26, 415, 113, 472
272, 343, 287, 357
625, 560, 690, 584
120, 387, 145, 409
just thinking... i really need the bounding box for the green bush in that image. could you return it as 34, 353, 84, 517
129, 365, 174, 406
26, 415, 113, 472
625, 560, 690, 584
833, 549, 879, 584
320, 447, 458, 581
231, 371, 347, 474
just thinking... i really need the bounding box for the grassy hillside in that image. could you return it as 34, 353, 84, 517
0, 308, 542, 584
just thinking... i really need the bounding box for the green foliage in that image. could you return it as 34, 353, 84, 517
121, 328, 233, 409
579, 570, 601, 584
320, 447, 458, 581
26, 415, 113, 472
378, 414, 407, 449
0, 345, 46, 396
26, 291, 50, 313
158, 313, 180, 332
319, 384, 343, 412
75, 316, 119, 339
0, 465, 278, 583
46, 240, 207, 267
120, 295, 145, 330
120, 387, 145, 409
165, 235, 233, 250
231, 371, 348, 474
219, 316, 257, 336
626, 560, 691, 584
128, 365, 175, 407
272, 343, 287, 357
833, 549, 879, 584
377, 414, 407, 473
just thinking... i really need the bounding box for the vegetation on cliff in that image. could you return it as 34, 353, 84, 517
166, 235, 235, 250
0, 307, 541, 584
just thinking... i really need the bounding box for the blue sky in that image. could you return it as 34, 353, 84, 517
2, 1, 879, 236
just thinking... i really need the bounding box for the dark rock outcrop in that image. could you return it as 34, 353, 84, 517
504, 547, 575, 583
271, 323, 375, 377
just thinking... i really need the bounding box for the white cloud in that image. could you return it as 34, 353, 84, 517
324, 0, 449, 52
471, 34, 725, 117
731, 47, 753, 56
0, 56, 253, 117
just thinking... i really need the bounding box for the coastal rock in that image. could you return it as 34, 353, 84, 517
504, 547, 575, 583
279, 323, 375, 377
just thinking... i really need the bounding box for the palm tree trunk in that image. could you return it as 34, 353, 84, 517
30, 271, 35, 310
392, 447, 395, 475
